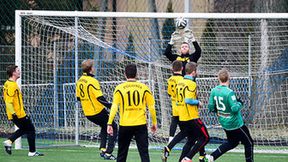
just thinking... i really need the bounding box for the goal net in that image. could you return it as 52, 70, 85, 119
6, 11, 288, 153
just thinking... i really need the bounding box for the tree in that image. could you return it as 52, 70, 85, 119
161, 0, 175, 49
125, 33, 136, 61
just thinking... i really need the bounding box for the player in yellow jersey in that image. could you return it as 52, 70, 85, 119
167, 60, 183, 143
3, 65, 44, 157
107, 63, 157, 162
76, 59, 117, 160
162, 62, 209, 162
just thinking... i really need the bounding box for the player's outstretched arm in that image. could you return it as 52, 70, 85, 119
185, 30, 201, 62
190, 41, 202, 62
163, 33, 178, 62
185, 98, 200, 105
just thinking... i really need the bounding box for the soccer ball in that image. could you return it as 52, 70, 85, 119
175, 17, 188, 29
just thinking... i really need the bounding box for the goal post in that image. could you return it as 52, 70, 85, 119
13, 10, 288, 153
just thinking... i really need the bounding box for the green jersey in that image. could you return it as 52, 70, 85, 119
208, 85, 243, 130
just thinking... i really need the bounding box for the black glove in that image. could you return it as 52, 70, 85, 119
237, 98, 244, 105
97, 96, 112, 109
12, 113, 18, 120
212, 105, 218, 113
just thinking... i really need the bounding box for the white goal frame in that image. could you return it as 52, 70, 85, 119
15, 10, 288, 85
15, 10, 288, 153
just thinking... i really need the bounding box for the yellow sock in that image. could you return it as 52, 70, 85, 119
100, 148, 106, 152
6, 140, 12, 144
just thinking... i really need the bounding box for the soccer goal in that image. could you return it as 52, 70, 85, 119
12, 10, 288, 153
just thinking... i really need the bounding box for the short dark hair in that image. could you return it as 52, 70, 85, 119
172, 60, 182, 72
182, 42, 189, 46
125, 64, 137, 79
81, 59, 93, 73
181, 42, 190, 48
185, 62, 197, 74
218, 68, 230, 83
6, 65, 18, 77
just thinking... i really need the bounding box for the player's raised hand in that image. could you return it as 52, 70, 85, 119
107, 125, 113, 136
169, 31, 181, 45
184, 29, 196, 43
169, 34, 175, 45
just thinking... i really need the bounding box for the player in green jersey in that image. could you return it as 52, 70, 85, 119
205, 68, 254, 162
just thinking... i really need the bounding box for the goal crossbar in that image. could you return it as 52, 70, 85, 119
16, 10, 288, 19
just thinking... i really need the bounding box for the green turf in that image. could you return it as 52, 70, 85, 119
1, 138, 288, 162
1, 146, 288, 162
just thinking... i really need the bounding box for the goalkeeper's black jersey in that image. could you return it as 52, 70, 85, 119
164, 41, 201, 76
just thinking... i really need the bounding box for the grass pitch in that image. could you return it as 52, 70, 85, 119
1, 146, 288, 162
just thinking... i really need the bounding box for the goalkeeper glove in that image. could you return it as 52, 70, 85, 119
12, 113, 18, 120
169, 31, 181, 45
184, 29, 196, 43
237, 98, 244, 105
169, 37, 174, 45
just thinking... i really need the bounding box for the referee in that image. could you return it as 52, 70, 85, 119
3, 65, 43, 156
107, 63, 157, 162
76, 59, 117, 160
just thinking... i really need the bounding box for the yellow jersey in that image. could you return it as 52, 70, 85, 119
167, 74, 183, 116
108, 80, 157, 126
76, 73, 105, 116
3, 80, 26, 120
176, 77, 199, 121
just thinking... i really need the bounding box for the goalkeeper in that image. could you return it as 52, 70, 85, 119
76, 59, 117, 160
205, 68, 254, 162
163, 29, 201, 76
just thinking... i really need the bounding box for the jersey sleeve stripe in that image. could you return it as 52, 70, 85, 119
115, 90, 124, 117
87, 85, 97, 112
